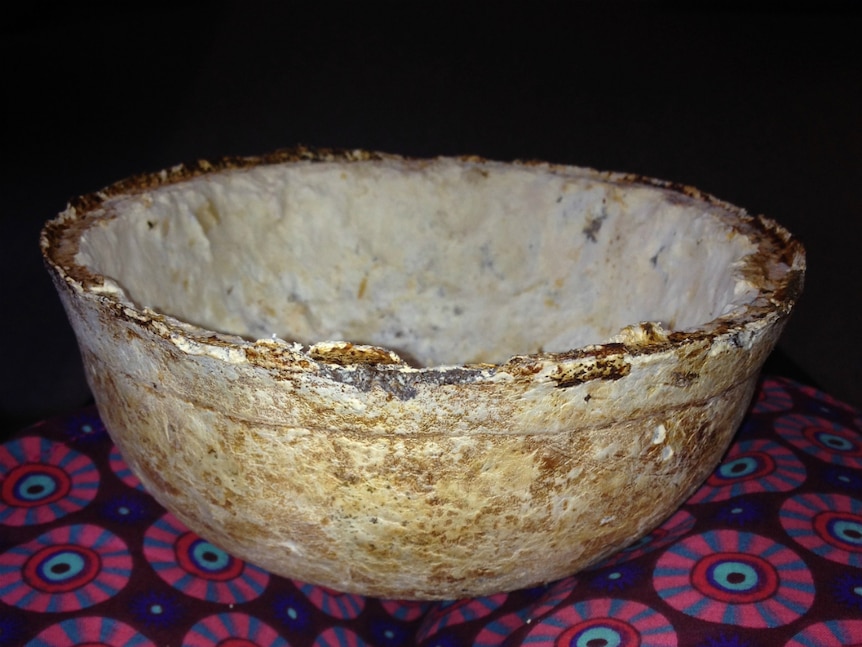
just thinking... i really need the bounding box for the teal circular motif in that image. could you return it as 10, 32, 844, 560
719, 457, 759, 479
830, 519, 862, 546
710, 561, 759, 592
817, 433, 854, 451
574, 626, 622, 647
191, 540, 231, 572
17, 474, 57, 501
39, 551, 87, 584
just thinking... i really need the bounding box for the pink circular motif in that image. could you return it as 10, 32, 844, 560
776, 414, 862, 468
784, 620, 862, 647
780, 493, 862, 567
590, 509, 696, 569
474, 610, 529, 646
182, 613, 290, 647
297, 582, 366, 620
416, 592, 508, 640
144, 512, 269, 603
474, 577, 577, 646
379, 599, 432, 622
313, 627, 365, 647
687, 438, 806, 504
690, 552, 779, 604
0, 437, 99, 526
25, 617, 157, 647
0, 524, 131, 613
752, 378, 794, 414
797, 383, 859, 415
529, 575, 579, 617
109, 446, 146, 491
520, 597, 676, 646
653, 530, 814, 628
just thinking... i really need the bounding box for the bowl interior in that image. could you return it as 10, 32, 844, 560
74, 159, 759, 367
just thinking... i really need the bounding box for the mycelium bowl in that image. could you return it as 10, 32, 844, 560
41, 148, 804, 599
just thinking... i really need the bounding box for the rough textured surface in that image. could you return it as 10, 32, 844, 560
41, 149, 805, 599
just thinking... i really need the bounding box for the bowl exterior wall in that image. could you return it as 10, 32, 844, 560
56, 279, 763, 599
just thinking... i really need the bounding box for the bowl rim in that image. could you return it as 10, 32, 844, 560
40, 147, 806, 384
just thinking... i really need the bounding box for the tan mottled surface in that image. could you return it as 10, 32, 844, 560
42, 149, 804, 598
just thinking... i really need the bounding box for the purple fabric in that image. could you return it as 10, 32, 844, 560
1, 376, 861, 646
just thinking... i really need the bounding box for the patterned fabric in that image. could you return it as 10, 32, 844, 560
1, 376, 860, 646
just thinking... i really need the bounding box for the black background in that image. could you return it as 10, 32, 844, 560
3, 4, 860, 436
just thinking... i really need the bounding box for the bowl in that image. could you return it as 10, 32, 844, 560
41, 148, 805, 599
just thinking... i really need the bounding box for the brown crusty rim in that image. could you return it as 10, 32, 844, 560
40, 146, 806, 383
